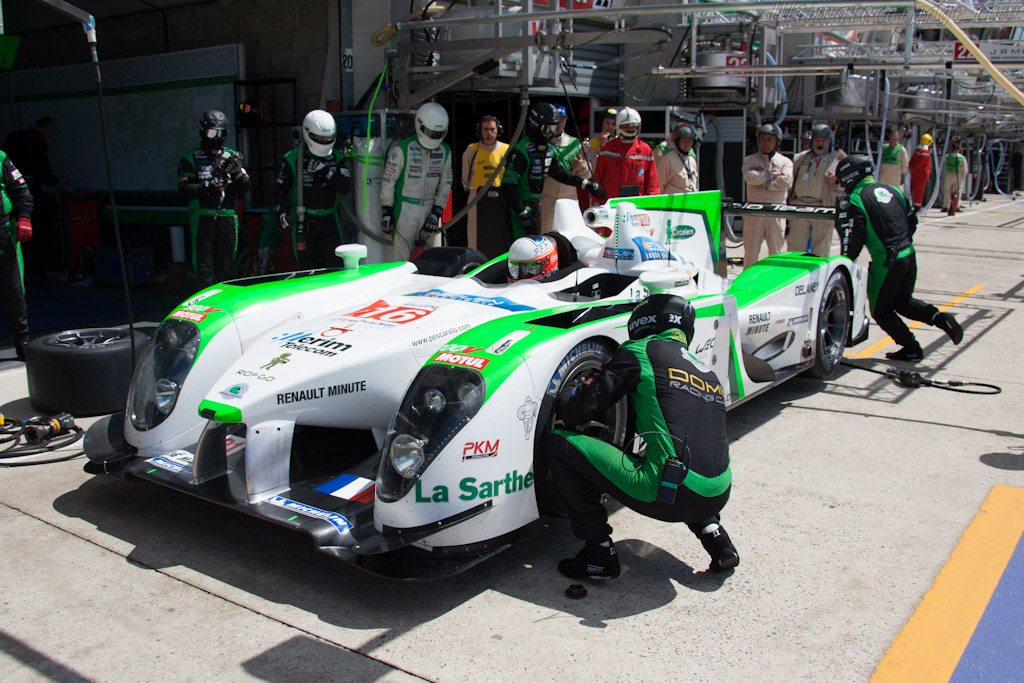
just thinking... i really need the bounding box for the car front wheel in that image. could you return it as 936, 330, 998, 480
807, 270, 851, 379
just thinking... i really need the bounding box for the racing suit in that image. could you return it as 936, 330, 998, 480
656, 146, 699, 195
908, 145, 932, 208
942, 152, 967, 211
742, 150, 794, 268
381, 136, 453, 261
178, 146, 250, 287
501, 138, 590, 239
878, 143, 909, 188
543, 330, 732, 543
787, 148, 846, 257
843, 177, 941, 351
461, 140, 510, 256
594, 137, 659, 201
0, 150, 33, 358
540, 132, 585, 233
273, 146, 353, 269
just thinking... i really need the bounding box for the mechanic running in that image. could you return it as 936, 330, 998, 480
178, 110, 250, 287
837, 154, 964, 362
501, 102, 606, 238
380, 103, 454, 261
541, 295, 738, 580
274, 109, 353, 268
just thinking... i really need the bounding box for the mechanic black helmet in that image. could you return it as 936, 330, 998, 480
810, 123, 833, 139
674, 123, 697, 140
836, 154, 875, 193
627, 294, 696, 344
200, 109, 228, 149
527, 102, 560, 145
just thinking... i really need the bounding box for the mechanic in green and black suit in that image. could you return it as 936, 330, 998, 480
837, 154, 964, 362
178, 109, 250, 287
542, 295, 738, 580
501, 102, 606, 239
274, 109, 353, 268
0, 150, 34, 361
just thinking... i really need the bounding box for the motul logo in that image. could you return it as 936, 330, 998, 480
434, 352, 489, 369
462, 440, 499, 460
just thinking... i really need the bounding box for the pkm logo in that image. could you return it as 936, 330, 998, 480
462, 439, 499, 461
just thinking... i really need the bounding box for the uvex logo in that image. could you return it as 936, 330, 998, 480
462, 440, 499, 461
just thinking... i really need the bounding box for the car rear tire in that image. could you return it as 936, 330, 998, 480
534, 340, 633, 516
413, 247, 488, 277
807, 270, 851, 379
26, 327, 151, 417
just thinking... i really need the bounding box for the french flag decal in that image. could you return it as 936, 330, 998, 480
315, 474, 376, 503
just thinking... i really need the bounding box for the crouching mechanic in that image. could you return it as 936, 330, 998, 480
380, 103, 453, 261
837, 154, 963, 362
541, 295, 738, 579
502, 102, 606, 238
274, 109, 353, 268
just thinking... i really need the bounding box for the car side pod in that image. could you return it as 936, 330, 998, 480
83, 411, 137, 478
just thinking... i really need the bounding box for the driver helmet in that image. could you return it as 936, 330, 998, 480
303, 109, 337, 157
200, 109, 228, 150
415, 102, 449, 150
508, 235, 558, 282
836, 154, 875, 193
920, 133, 933, 146
527, 102, 560, 145
627, 294, 696, 344
615, 107, 642, 142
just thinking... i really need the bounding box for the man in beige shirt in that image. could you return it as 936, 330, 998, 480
787, 124, 846, 257
741, 124, 794, 268
540, 105, 587, 233
877, 127, 909, 188
656, 123, 699, 194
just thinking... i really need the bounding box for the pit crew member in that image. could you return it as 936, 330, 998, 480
594, 107, 659, 201
542, 294, 738, 580
380, 102, 454, 261
274, 109, 353, 268
787, 123, 846, 257
0, 149, 33, 361
908, 133, 933, 209
656, 123, 699, 195
741, 123, 793, 267
838, 154, 964, 362
942, 141, 967, 213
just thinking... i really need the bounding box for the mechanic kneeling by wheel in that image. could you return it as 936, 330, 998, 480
541, 295, 739, 580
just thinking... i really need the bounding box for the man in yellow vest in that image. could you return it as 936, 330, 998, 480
461, 115, 511, 257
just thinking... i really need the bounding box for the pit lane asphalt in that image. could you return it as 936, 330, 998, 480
2, 194, 1024, 682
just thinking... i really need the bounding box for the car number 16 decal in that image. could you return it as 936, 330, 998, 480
342, 300, 436, 326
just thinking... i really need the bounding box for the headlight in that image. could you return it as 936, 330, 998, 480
128, 319, 201, 431
377, 365, 486, 502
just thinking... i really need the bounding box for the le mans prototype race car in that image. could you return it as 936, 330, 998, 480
85, 191, 868, 578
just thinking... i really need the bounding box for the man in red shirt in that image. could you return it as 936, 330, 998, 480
594, 107, 659, 201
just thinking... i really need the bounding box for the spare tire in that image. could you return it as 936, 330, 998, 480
26, 327, 151, 417
413, 247, 488, 277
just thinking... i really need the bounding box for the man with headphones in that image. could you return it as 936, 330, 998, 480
461, 115, 511, 258
541, 294, 738, 580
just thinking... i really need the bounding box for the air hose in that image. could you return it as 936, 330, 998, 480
839, 360, 1001, 395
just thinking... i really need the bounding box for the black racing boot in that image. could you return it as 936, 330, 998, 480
885, 344, 924, 362
14, 334, 28, 362
558, 538, 620, 580
933, 312, 963, 345
699, 523, 739, 573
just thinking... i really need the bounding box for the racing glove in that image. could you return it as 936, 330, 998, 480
223, 155, 245, 182
582, 179, 607, 204
421, 205, 445, 234
381, 206, 394, 234
15, 217, 31, 242
518, 206, 539, 235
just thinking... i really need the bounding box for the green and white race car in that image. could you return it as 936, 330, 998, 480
85, 191, 868, 578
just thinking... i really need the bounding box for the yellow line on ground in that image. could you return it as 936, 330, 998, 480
845, 284, 984, 359
871, 485, 1024, 682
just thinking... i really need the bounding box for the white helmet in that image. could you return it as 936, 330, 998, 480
415, 102, 449, 150
615, 107, 642, 142
303, 109, 337, 157
508, 236, 558, 282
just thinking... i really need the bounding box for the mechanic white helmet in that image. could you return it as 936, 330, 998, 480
615, 107, 642, 142
303, 109, 337, 157
508, 236, 558, 282
415, 102, 449, 150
